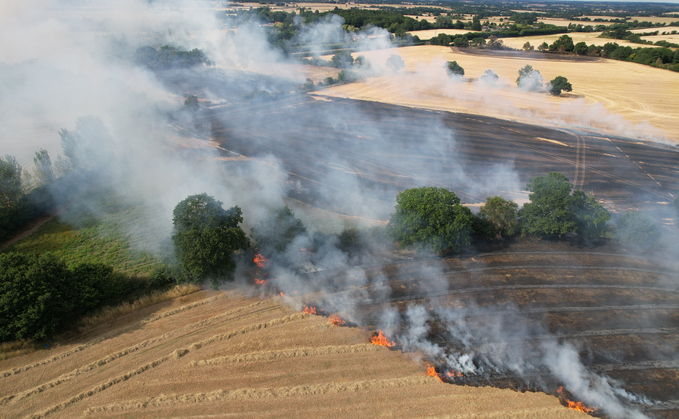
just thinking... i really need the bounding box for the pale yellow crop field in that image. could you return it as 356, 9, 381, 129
628, 16, 679, 24
315, 45, 679, 142
537, 18, 606, 27
407, 28, 482, 40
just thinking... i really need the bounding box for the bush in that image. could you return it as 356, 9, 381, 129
0, 253, 133, 342
446, 61, 464, 76
616, 210, 659, 247
252, 206, 307, 255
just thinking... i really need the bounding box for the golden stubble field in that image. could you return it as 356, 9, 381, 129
314, 45, 679, 142
0, 290, 586, 418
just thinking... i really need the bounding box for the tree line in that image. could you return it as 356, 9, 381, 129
390, 172, 675, 254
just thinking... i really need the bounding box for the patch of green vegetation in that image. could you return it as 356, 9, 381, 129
3, 195, 164, 277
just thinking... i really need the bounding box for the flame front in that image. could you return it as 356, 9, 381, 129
302, 305, 317, 315
426, 364, 444, 382
370, 330, 395, 348
253, 253, 266, 268
329, 315, 345, 326
557, 387, 597, 414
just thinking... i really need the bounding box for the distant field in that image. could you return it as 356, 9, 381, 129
407, 28, 481, 40
316, 45, 679, 141
498, 32, 660, 50
628, 16, 679, 24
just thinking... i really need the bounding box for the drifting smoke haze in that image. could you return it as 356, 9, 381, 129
2, 1, 676, 418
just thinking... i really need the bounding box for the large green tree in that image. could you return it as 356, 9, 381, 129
479, 196, 520, 238
521, 172, 610, 239
388, 186, 474, 253
172, 193, 249, 283
549, 76, 573, 96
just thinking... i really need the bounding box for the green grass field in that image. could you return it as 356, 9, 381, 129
2, 190, 167, 277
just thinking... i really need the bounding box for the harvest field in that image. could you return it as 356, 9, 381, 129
0, 291, 585, 418
316, 45, 679, 141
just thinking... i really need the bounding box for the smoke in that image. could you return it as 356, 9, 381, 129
518, 70, 547, 93
1, 1, 670, 418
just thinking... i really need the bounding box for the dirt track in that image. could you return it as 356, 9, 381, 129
0, 291, 585, 418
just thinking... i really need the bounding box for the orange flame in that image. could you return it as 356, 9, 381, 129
254, 278, 266, 285
302, 305, 317, 315
279, 292, 285, 297
445, 370, 463, 379
426, 364, 444, 382
557, 387, 597, 413
370, 330, 395, 348
253, 253, 266, 268
329, 315, 345, 326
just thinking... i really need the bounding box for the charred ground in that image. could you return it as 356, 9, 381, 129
207, 96, 679, 417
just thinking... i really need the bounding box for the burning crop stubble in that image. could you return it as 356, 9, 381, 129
1, 1, 679, 418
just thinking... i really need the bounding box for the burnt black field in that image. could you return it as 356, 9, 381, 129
205, 95, 679, 417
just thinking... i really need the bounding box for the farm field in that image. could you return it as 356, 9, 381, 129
0, 290, 584, 418
315, 45, 679, 141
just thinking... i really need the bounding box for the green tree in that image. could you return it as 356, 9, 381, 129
479, 196, 520, 238
616, 210, 659, 247
331, 50, 354, 68
252, 206, 307, 254
453, 37, 469, 47
470, 37, 486, 47
480, 69, 499, 83
538, 42, 549, 52
386, 54, 405, 72
184, 95, 199, 111
0, 155, 23, 210
573, 41, 588, 55
471, 16, 482, 31
571, 191, 612, 240
33, 149, 54, 186
172, 193, 249, 284
516, 64, 534, 84
549, 76, 573, 96
520, 172, 579, 238
446, 61, 465, 76
387, 186, 474, 253
549, 34, 574, 53
523, 41, 534, 52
